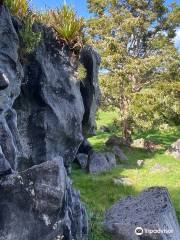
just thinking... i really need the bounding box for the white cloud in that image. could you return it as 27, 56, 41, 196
174, 28, 180, 50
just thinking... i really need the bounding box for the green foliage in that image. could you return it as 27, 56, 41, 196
130, 80, 180, 130
19, 14, 41, 58
4, 0, 41, 58
87, 0, 180, 138
77, 63, 87, 81
4, 0, 28, 18
37, 5, 85, 51
72, 109, 180, 239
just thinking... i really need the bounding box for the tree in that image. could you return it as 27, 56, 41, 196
87, 0, 180, 142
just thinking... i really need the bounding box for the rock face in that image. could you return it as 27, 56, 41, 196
80, 45, 101, 136
88, 152, 116, 173
0, 72, 9, 90
0, 158, 88, 240
76, 153, 88, 169
14, 28, 85, 169
0, 6, 23, 172
0, 7, 101, 171
0, 146, 12, 176
104, 187, 180, 240
0, 6, 101, 240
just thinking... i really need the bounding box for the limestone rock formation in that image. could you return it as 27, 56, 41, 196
0, 158, 88, 240
88, 152, 116, 173
80, 45, 101, 136
104, 187, 180, 240
0, 6, 101, 171
0, 6, 23, 172
0, 5, 101, 240
0, 72, 9, 90
76, 153, 88, 169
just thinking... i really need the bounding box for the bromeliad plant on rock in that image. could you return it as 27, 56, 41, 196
38, 5, 85, 53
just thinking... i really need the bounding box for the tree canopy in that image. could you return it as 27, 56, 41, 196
87, 0, 180, 140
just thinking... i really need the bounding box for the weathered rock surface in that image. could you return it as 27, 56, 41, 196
0, 72, 9, 90
88, 152, 116, 173
76, 153, 88, 169
0, 6, 101, 171
166, 139, 180, 159
0, 6, 101, 240
0, 146, 12, 176
104, 187, 180, 240
0, 6, 23, 172
0, 158, 88, 240
112, 176, 133, 186
80, 45, 101, 136
14, 28, 85, 169
113, 146, 128, 162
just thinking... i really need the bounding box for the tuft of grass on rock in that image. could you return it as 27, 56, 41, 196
4, 0, 28, 18
37, 5, 85, 52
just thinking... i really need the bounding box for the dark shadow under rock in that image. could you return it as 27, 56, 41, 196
76, 153, 88, 169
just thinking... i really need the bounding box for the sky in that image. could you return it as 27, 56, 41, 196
31, 0, 180, 48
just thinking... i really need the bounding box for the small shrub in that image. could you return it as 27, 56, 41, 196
38, 5, 85, 51
77, 63, 87, 81
4, 0, 28, 18
19, 13, 41, 58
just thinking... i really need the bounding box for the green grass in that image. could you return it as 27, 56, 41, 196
71, 109, 180, 240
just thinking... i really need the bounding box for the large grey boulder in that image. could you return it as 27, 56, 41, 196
0, 158, 88, 240
80, 45, 101, 136
88, 152, 116, 173
113, 146, 128, 162
104, 187, 180, 240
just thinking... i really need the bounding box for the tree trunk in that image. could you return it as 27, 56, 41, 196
122, 117, 132, 146
119, 95, 132, 145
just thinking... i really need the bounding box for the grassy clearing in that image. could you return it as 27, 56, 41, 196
72, 109, 180, 240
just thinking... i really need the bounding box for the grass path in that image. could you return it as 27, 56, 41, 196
72, 110, 180, 240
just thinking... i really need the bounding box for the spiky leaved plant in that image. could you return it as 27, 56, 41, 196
4, 0, 28, 18
47, 5, 85, 51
